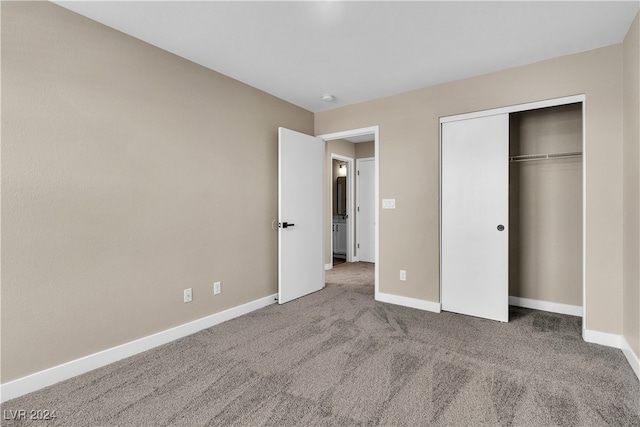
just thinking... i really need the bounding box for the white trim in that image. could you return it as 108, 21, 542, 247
581, 331, 640, 382
439, 107, 444, 320
439, 94, 585, 124
374, 129, 380, 302
509, 296, 583, 317
325, 263, 333, 270
583, 329, 622, 348
317, 126, 379, 142
0, 294, 277, 403
376, 292, 441, 313
621, 336, 640, 381
581, 98, 587, 338
352, 256, 359, 262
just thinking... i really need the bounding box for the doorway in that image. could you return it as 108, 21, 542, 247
331, 154, 353, 266
319, 126, 380, 298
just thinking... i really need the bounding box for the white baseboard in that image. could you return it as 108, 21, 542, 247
325, 263, 333, 270
583, 328, 622, 348
0, 293, 277, 403
509, 296, 583, 317
376, 292, 441, 313
621, 336, 640, 381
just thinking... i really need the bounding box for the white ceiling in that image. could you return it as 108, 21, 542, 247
53, 1, 639, 113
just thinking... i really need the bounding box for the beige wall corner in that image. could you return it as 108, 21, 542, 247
1, 2, 313, 382
623, 11, 640, 363
315, 44, 625, 334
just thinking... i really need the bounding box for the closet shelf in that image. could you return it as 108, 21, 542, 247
509, 151, 582, 163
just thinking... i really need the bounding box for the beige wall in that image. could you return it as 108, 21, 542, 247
509, 104, 583, 306
316, 44, 624, 334
1, 2, 313, 382
623, 12, 640, 360
356, 141, 375, 159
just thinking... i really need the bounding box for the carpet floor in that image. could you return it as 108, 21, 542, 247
2, 262, 639, 426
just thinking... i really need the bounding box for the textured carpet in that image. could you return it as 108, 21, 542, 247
2, 262, 639, 426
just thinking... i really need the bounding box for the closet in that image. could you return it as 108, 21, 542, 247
440, 97, 584, 322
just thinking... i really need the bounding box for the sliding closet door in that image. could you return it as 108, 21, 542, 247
441, 114, 509, 322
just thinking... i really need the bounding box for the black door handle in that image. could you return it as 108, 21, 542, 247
280, 222, 295, 228
497, 224, 505, 231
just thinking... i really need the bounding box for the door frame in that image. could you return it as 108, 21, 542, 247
330, 153, 354, 264
318, 126, 380, 299
439, 94, 586, 333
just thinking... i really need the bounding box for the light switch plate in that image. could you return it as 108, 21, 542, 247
382, 199, 396, 209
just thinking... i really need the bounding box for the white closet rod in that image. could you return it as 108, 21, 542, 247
509, 151, 582, 163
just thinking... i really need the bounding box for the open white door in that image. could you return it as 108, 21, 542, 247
441, 114, 509, 322
278, 127, 324, 304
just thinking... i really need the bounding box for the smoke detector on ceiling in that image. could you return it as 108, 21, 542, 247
321, 94, 335, 102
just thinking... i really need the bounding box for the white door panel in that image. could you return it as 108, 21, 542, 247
278, 127, 324, 304
441, 114, 509, 322
356, 158, 375, 263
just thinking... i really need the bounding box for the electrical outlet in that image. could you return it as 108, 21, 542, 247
400, 270, 406, 281
214, 281, 221, 295
184, 288, 192, 303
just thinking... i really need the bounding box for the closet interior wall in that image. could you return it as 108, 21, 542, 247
509, 103, 584, 307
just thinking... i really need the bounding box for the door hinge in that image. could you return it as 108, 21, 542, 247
358, 243, 360, 248
357, 207, 360, 212
357, 170, 360, 175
